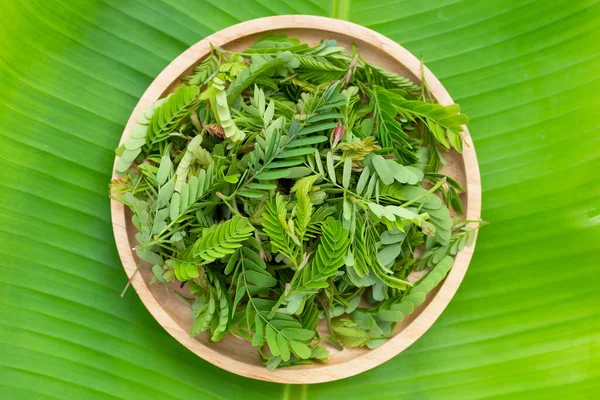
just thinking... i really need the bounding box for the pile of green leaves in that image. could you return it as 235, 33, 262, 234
112, 35, 480, 370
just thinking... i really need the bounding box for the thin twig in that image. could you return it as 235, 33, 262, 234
120, 262, 140, 298
317, 295, 343, 351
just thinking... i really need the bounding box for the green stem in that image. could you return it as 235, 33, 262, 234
216, 192, 242, 216
193, 200, 221, 207
317, 296, 343, 351
138, 238, 167, 249
156, 243, 178, 252
400, 178, 446, 208
143, 214, 196, 249
242, 265, 296, 348
306, 164, 373, 203
267, 267, 304, 319
267, 294, 287, 319
268, 263, 296, 272
153, 221, 176, 240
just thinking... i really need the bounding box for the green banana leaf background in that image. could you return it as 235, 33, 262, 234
1, 0, 599, 398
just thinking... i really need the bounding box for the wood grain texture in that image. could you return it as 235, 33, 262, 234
111, 15, 481, 384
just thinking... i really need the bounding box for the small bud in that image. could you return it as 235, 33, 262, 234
331, 123, 344, 148
189, 111, 203, 131
205, 123, 226, 139
259, 249, 268, 261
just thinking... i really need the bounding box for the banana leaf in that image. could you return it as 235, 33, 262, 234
1, 0, 598, 399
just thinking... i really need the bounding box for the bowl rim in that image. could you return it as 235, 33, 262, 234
111, 15, 482, 384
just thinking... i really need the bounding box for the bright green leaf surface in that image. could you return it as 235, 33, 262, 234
1, 1, 598, 399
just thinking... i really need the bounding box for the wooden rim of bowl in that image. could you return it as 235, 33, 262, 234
111, 15, 482, 384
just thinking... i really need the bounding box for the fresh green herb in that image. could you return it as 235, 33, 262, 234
111, 35, 483, 370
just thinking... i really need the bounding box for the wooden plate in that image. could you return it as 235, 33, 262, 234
111, 15, 482, 384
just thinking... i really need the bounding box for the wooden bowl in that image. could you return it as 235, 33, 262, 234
111, 15, 481, 384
